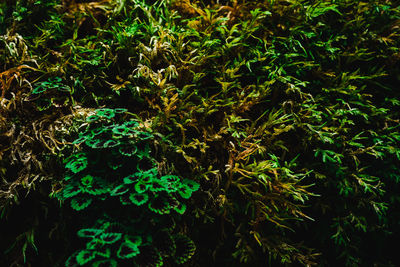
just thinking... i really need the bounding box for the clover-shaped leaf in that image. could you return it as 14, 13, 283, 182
177, 186, 192, 199
71, 197, 93, 211
148, 196, 171, 215
174, 202, 187, 215
123, 174, 139, 184
76, 250, 96, 265
100, 232, 122, 244
134, 182, 149, 194
66, 158, 88, 174
82, 178, 109, 195
96, 108, 115, 119
87, 114, 101, 122
62, 183, 82, 199
104, 140, 120, 148
150, 181, 167, 192
94, 247, 111, 258
182, 179, 200, 192
129, 193, 149, 206
77, 228, 103, 238
117, 241, 140, 259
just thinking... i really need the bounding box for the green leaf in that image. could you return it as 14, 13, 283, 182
182, 179, 200, 192
123, 120, 139, 128
117, 241, 140, 259
100, 232, 122, 244
86, 139, 107, 149
87, 115, 101, 122
160, 175, 180, 184
77, 228, 103, 238
119, 194, 132, 205
76, 250, 96, 265
71, 197, 93, 211
110, 184, 129, 196
86, 239, 101, 250
32, 85, 47, 94
129, 193, 149, 206
123, 174, 139, 184
148, 195, 171, 214
72, 136, 87, 144
96, 108, 115, 119
93, 259, 117, 267
127, 236, 142, 246
112, 125, 136, 136
161, 175, 180, 193
65, 252, 79, 267
119, 145, 138, 156
139, 173, 153, 183
62, 183, 81, 199
82, 178, 109, 195
103, 140, 120, 148
174, 202, 186, 215
150, 181, 167, 192
81, 175, 93, 186
114, 108, 128, 113
66, 158, 88, 174
94, 247, 111, 258
91, 140, 108, 149
91, 127, 106, 136
177, 186, 192, 199
134, 182, 149, 193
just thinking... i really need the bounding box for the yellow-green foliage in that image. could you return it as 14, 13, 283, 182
1, 0, 399, 266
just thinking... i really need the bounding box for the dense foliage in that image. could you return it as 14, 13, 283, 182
1, 0, 399, 266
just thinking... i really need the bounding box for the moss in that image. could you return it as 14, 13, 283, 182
1, 0, 400, 266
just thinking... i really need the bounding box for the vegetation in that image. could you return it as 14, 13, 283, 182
1, 0, 399, 266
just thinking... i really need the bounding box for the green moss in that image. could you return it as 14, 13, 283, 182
1, 0, 400, 266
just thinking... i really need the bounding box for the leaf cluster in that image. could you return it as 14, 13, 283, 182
0, 0, 399, 266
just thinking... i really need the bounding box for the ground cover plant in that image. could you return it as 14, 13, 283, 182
1, 0, 399, 266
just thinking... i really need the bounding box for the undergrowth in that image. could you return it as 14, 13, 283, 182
1, 0, 399, 266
